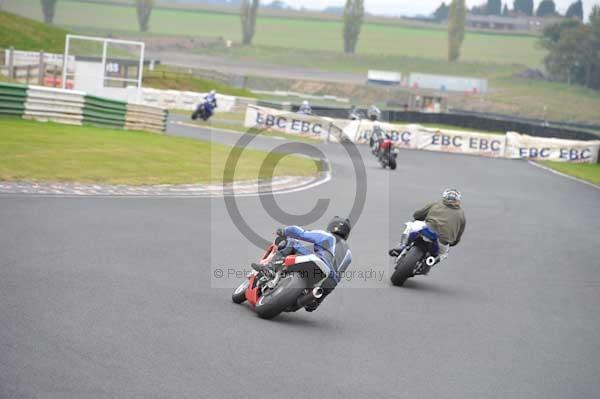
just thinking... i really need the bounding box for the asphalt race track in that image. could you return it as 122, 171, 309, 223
2, 119, 600, 399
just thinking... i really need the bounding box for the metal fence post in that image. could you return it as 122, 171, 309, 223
8, 46, 14, 79
38, 51, 45, 85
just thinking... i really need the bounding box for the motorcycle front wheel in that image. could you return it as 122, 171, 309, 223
232, 279, 249, 304
255, 272, 306, 319
390, 246, 423, 286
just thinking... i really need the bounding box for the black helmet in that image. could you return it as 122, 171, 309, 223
327, 216, 351, 240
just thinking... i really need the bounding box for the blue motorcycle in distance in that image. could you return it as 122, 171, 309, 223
191, 93, 217, 121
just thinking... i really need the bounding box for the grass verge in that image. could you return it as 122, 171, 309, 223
143, 66, 256, 98
0, 118, 319, 185
0, 11, 68, 53
539, 161, 600, 186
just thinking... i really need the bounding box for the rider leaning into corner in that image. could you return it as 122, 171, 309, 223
254, 217, 352, 312
205, 89, 217, 109
389, 188, 466, 265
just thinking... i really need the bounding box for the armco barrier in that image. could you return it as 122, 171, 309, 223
0, 83, 28, 117
83, 95, 127, 129
24, 86, 85, 125
125, 103, 168, 133
0, 83, 168, 133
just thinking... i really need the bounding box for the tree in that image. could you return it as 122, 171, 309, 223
40, 0, 58, 24
540, 7, 600, 89
342, 0, 364, 54
240, 0, 260, 45
470, 4, 487, 15
513, 0, 534, 16
448, 0, 466, 62
536, 0, 557, 17
136, 0, 154, 32
486, 0, 502, 15
433, 2, 450, 22
503, 4, 510, 15
565, 0, 583, 20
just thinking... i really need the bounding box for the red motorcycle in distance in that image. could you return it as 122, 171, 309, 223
231, 240, 331, 319
378, 138, 398, 170
369, 126, 398, 170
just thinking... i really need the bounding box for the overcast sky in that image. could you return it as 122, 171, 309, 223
284, 0, 599, 19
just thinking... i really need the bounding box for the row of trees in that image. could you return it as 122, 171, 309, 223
34, 0, 460, 62
39, 0, 156, 31
541, 6, 600, 89
435, 0, 584, 21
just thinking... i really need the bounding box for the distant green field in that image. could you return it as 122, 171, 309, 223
3, 0, 545, 67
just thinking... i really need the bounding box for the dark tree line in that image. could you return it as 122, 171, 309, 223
440, 0, 583, 19
541, 6, 600, 89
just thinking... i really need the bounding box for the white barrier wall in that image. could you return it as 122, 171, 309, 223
244, 105, 600, 163
129, 87, 239, 113
244, 104, 343, 142
505, 132, 600, 163
24, 86, 86, 125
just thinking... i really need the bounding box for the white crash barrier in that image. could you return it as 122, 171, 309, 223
244, 104, 344, 142
245, 105, 599, 164
125, 103, 168, 133
131, 87, 240, 113
24, 86, 86, 124
411, 125, 506, 158
505, 132, 600, 163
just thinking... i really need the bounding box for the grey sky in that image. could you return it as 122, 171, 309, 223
284, 0, 599, 19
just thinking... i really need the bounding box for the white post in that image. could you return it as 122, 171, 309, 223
101, 40, 108, 90
138, 42, 145, 88
62, 35, 70, 89
38, 50, 45, 85
7, 47, 14, 79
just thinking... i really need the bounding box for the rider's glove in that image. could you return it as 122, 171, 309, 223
275, 228, 285, 237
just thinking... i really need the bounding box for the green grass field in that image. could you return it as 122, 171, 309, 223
0, 10, 68, 53
3, 0, 545, 67
144, 66, 256, 98
0, 118, 319, 184
540, 161, 600, 186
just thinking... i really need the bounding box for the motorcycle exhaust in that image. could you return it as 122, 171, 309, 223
297, 287, 324, 308
425, 256, 437, 267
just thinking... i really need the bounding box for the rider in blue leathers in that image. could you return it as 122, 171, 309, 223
203, 89, 217, 117
255, 217, 352, 312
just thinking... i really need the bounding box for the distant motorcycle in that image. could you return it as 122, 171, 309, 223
232, 239, 331, 319
378, 138, 398, 170
191, 98, 216, 121
390, 221, 440, 286
370, 127, 397, 170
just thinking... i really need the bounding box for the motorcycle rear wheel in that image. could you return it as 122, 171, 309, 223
389, 156, 397, 170
255, 273, 306, 319
390, 246, 423, 286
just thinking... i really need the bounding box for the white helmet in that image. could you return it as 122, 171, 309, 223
210, 89, 216, 96
302, 100, 309, 106
442, 188, 462, 203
